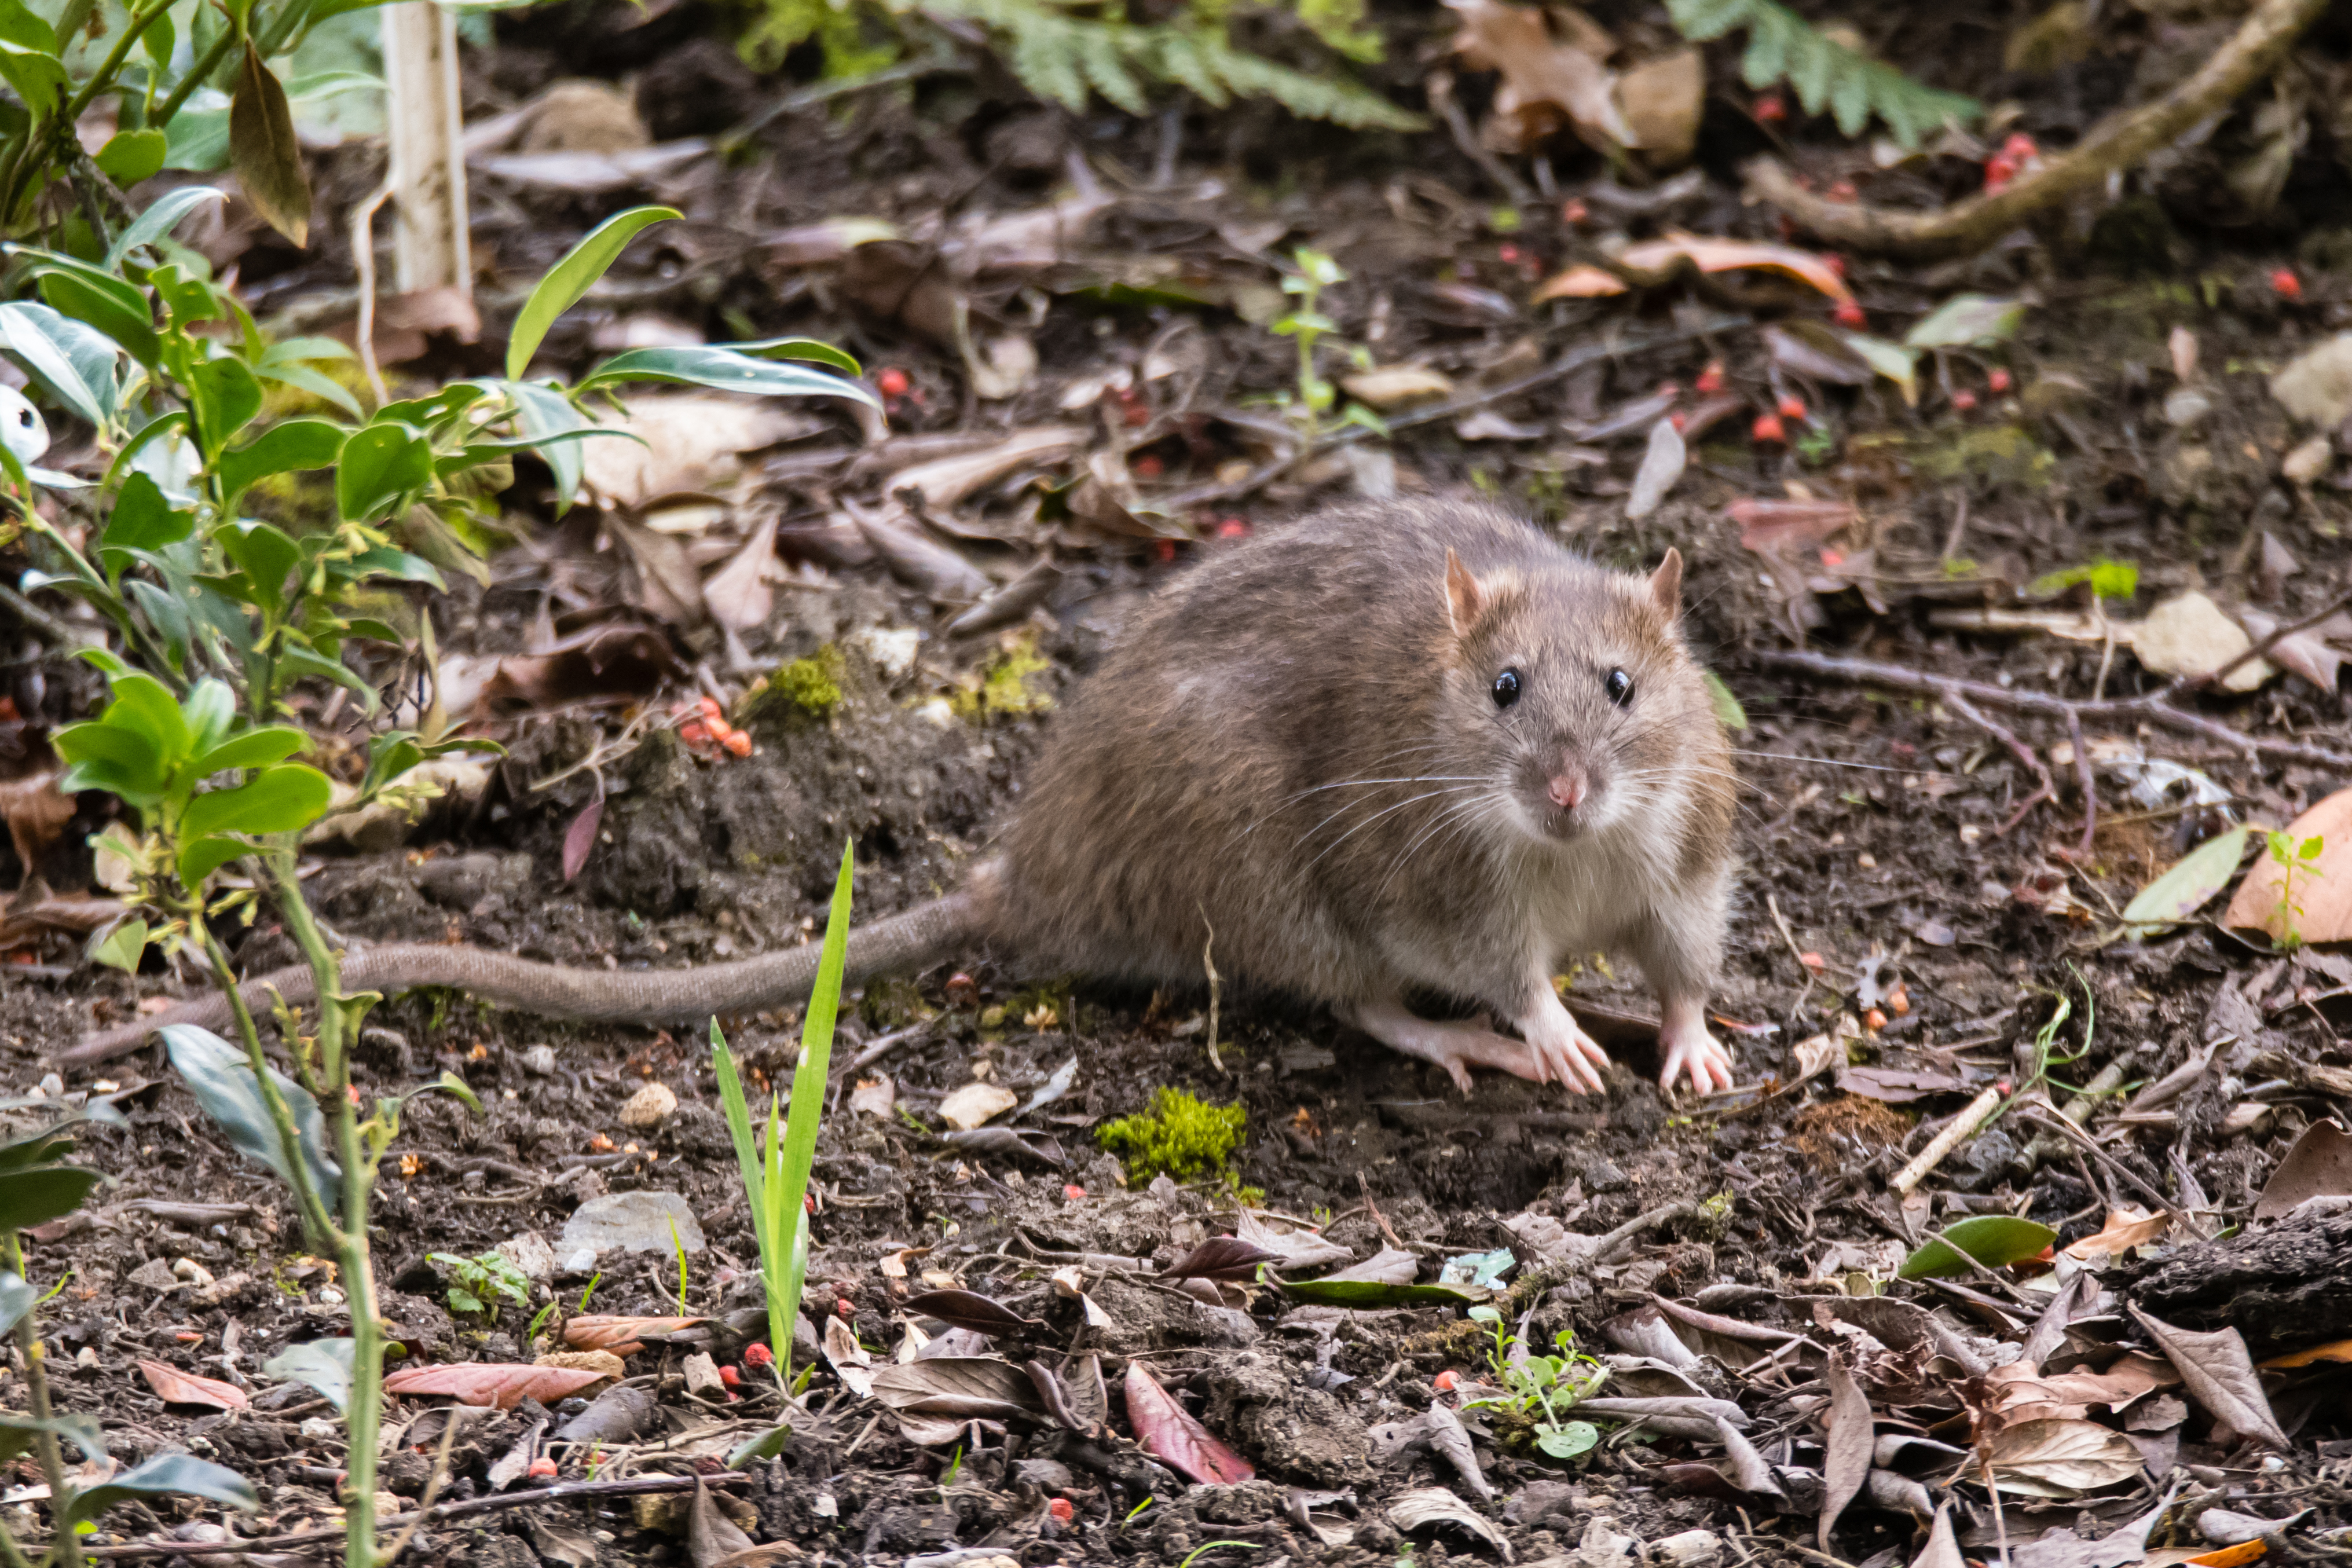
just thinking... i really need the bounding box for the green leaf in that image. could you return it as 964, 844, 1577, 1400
1904, 294, 2027, 350
51, 719, 164, 803
0, 38, 64, 118
262, 1339, 352, 1413
91, 917, 148, 973
219, 417, 346, 505
0, 1164, 102, 1230
105, 186, 225, 272
96, 129, 167, 187
60, 1453, 258, 1535
0, 1273, 36, 1339
0, 300, 117, 427
503, 378, 590, 513
105, 672, 190, 765
0, 1412, 104, 1467
1703, 670, 1747, 731
770, 837, 853, 1383
579, 346, 880, 408
2121, 826, 2251, 937
162, 1025, 341, 1207
193, 726, 308, 775
181, 764, 333, 840
1897, 1215, 2057, 1280
506, 204, 679, 379
32, 264, 159, 368
727, 1425, 792, 1468
732, 336, 862, 375
176, 834, 249, 886
340, 546, 445, 589
183, 678, 233, 757
0, 0, 58, 56
228, 41, 310, 247
1838, 332, 1918, 406
335, 420, 432, 522
99, 472, 193, 569
252, 356, 362, 419
218, 521, 299, 614
1276, 1278, 1483, 1307
1536, 1422, 1599, 1459
189, 357, 264, 454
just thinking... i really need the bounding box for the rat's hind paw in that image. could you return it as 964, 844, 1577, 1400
1338, 997, 1563, 1095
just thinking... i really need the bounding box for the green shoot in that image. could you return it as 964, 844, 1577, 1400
2267, 830, 2325, 951
668, 1217, 690, 1314
1460, 1305, 1607, 1460
428, 1252, 530, 1318
1177, 1544, 1266, 1568
712, 837, 856, 1393
576, 1273, 601, 1312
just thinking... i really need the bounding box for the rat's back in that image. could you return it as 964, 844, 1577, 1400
988, 498, 1558, 1000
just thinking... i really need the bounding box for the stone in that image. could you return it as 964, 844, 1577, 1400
618, 1082, 677, 1128
2271, 333, 2352, 428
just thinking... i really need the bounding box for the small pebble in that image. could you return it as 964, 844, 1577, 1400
522, 1046, 558, 1076
618, 1082, 676, 1128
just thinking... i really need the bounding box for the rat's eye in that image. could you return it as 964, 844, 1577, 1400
1604, 669, 1633, 706
1490, 669, 1521, 709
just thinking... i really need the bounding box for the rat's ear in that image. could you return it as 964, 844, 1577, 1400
1648, 548, 1684, 619
1444, 548, 1486, 636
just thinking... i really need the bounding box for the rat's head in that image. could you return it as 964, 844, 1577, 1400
1437, 545, 1710, 847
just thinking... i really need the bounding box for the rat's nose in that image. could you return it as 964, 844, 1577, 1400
1547, 764, 1588, 811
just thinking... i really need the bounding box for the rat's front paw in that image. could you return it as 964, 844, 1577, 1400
1519, 1005, 1610, 1096
1657, 1013, 1734, 1094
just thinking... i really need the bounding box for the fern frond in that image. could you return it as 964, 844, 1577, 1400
1664, 0, 1979, 149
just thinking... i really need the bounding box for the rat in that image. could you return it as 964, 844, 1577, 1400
63, 497, 1739, 1094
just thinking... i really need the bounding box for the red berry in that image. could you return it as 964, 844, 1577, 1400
1063, 1184, 1086, 1200
2272, 268, 2302, 301
527, 1458, 558, 1479
1130, 453, 1163, 479
1776, 394, 1807, 420
1497, 243, 1520, 263
2001, 132, 2039, 162
718, 1364, 741, 1387
875, 368, 909, 398
1987, 368, 2012, 393
1655, 381, 1680, 400
1820, 254, 1847, 279
1826, 180, 1857, 203
1819, 548, 1845, 569
1433, 1369, 1460, 1391
1864, 1008, 1888, 1031
1951, 389, 1979, 411
1983, 156, 2017, 193
1048, 1498, 1076, 1524
1753, 93, 1786, 123
1695, 361, 1725, 394
742, 1343, 775, 1368
1669, 413, 1687, 433
1153, 539, 1178, 564
1560, 199, 1588, 224
1213, 518, 1249, 540
1751, 413, 1786, 444
836, 1298, 855, 1318
1832, 299, 1866, 328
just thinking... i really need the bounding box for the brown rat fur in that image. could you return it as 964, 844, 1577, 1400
64, 498, 1739, 1090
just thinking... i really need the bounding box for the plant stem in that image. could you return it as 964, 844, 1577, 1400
62, 0, 173, 124
2, 1233, 71, 1565
151, 28, 234, 130
193, 921, 340, 1244
261, 856, 383, 1568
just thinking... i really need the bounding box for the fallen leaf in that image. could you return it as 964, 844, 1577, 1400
1445, 0, 1626, 153
686, 1474, 754, 1568
937, 1082, 1017, 1131
822, 1316, 874, 1399
2259, 1338, 2352, 1368
1537, 233, 1854, 304
1234, 1210, 1352, 1273
383, 1362, 609, 1410
1905, 294, 2027, 350
2126, 1305, 2288, 1449
702, 512, 781, 634
883, 427, 1086, 512
848, 1076, 895, 1119
1162, 1237, 1285, 1284
1899, 1217, 2057, 1278
903, 1289, 1042, 1338
1423, 1400, 1493, 1500
1913, 1504, 1965, 1568
1625, 418, 1686, 521
2189, 1545, 2267, 1568
2063, 1207, 2171, 1261
870, 1356, 1044, 1422
1340, 365, 1455, 410
1980, 1417, 2145, 1497
0, 772, 76, 883
1123, 1361, 1254, 1484
580, 395, 817, 508
139, 1360, 249, 1411
2251, 1118, 2352, 1221
2235, 609, 2351, 693
1729, 497, 1858, 552
606, 512, 706, 627
1819, 1352, 1873, 1551
2122, 827, 2251, 937
1618, 47, 1703, 162
1388, 1487, 1511, 1556
2130, 592, 2273, 692
435, 622, 683, 719
561, 797, 604, 885
2222, 788, 2352, 946
560, 1314, 710, 1355
1765, 321, 1875, 386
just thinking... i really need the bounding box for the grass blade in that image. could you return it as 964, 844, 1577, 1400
770, 837, 854, 1386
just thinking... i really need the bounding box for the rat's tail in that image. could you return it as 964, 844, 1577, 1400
57, 875, 992, 1069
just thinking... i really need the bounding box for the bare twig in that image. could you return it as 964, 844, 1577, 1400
1427, 69, 1533, 205
2062, 708, 2098, 860
1890, 1085, 2006, 1195
1763, 891, 1819, 1008
350, 176, 397, 410
1746, 0, 2331, 259
1753, 648, 2352, 770
2185, 587, 2352, 697
1941, 691, 2056, 837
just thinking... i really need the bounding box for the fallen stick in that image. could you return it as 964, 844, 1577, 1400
1891, 1083, 2006, 1196
1745, 0, 2331, 259
67, 1470, 757, 1560
1753, 648, 2352, 771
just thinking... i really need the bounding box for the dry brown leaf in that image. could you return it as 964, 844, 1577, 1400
2222, 787, 2352, 946
1980, 1417, 2145, 1496
702, 512, 781, 635
2260, 1338, 2352, 1368
2236, 609, 2351, 693
687, 1474, 756, 1568
1539, 235, 1855, 304
1729, 497, 1859, 552
561, 1314, 710, 1357
138, 1359, 249, 1411
0, 773, 76, 885
2252, 1119, 2352, 1219
848, 1076, 896, 1119
581, 395, 818, 508
2062, 1207, 2172, 1261
2126, 1304, 2288, 1450
384, 1362, 610, 1410
1819, 1351, 1873, 1550
1445, 0, 1626, 153
937, 1082, 1017, 1130
1618, 48, 1703, 160
1124, 1361, 1254, 1485
882, 427, 1086, 512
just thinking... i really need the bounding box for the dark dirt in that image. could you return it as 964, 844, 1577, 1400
5, 1, 2352, 1565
